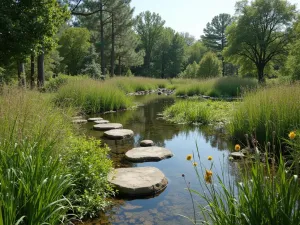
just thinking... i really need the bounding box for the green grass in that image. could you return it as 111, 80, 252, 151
229, 83, 300, 148
175, 77, 257, 97
163, 99, 238, 124
0, 88, 114, 222
55, 78, 133, 114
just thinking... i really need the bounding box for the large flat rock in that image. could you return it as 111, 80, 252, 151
72, 119, 87, 124
88, 117, 103, 122
104, 129, 134, 140
93, 123, 123, 131
125, 146, 173, 162
108, 167, 168, 196
94, 120, 110, 124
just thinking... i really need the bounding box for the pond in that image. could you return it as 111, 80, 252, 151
81, 95, 237, 225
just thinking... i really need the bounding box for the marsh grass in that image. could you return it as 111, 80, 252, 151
185, 140, 300, 225
175, 77, 257, 97
229, 83, 300, 149
55, 78, 132, 114
163, 100, 237, 124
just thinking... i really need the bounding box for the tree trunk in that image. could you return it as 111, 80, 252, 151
118, 56, 121, 75
100, 3, 105, 75
37, 52, 45, 88
257, 64, 265, 83
222, 56, 225, 77
110, 13, 115, 77
30, 53, 35, 89
18, 62, 26, 87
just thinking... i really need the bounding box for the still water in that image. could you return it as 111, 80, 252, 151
82, 95, 236, 225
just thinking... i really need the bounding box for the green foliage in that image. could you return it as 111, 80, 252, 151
163, 100, 236, 124
66, 137, 114, 218
179, 62, 199, 78
185, 41, 208, 66
81, 45, 102, 79
175, 77, 257, 97
125, 69, 134, 77
59, 27, 91, 75
229, 84, 300, 149
197, 52, 221, 78
44, 47, 64, 80
55, 78, 132, 114
224, 0, 296, 82
190, 144, 300, 225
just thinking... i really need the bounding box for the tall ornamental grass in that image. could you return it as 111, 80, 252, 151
229, 83, 300, 148
55, 78, 132, 114
184, 135, 300, 225
175, 77, 257, 97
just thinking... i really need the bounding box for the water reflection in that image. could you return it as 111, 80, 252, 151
81, 95, 235, 225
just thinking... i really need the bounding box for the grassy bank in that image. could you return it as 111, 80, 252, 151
175, 77, 257, 97
229, 83, 300, 148
0, 88, 114, 223
163, 99, 238, 124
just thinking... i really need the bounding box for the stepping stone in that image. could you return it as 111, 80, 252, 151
93, 123, 123, 131
140, 140, 154, 147
72, 116, 83, 120
104, 129, 134, 140
88, 117, 103, 122
230, 152, 245, 160
125, 146, 173, 162
108, 167, 168, 197
94, 120, 110, 124
72, 119, 87, 124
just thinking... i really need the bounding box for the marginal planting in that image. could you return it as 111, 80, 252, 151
175, 77, 257, 97
163, 100, 237, 124
55, 78, 132, 114
229, 84, 300, 148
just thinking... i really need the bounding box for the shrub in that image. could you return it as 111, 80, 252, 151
197, 52, 221, 78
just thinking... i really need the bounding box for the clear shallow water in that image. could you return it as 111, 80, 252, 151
81, 95, 236, 225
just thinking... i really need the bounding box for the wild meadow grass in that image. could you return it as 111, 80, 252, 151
163, 99, 238, 124
55, 78, 132, 114
229, 83, 300, 149
0, 88, 114, 222
185, 135, 300, 225
175, 77, 257, 97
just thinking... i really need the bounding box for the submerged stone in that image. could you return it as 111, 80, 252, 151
108, 167, 168, 196
104, 129, 134, 140
125, 146, 173, 162
93, 123, 123, 131
140, 140, 154, 147
88, 117, 103, 122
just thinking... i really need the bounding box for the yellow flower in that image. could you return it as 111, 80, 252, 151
208, 156, 213, 161
193, 162, 198, 166
204, 170, 213, 184
235, 144, 241, 151
186, 154, 192, 161
289, 131, 296, 140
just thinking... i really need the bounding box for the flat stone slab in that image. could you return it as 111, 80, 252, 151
93, 123, 123, 131
125, 146, 173, 162
230, 152, 245, 159
88, 117, 103, 122
72, 119, 87, 124
140, 140, 154, 147
94, 120, 110, 124
108, 167, 168, 196
72, 116, 84, 120
104, 129, 134, 140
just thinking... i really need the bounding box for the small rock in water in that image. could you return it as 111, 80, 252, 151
72, 119, 87, 124
229, 152, 245, 160
140, 140, 154, 147
88, 117, 103, 122
94, 120, 110, 124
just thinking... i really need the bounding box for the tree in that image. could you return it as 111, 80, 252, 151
179, 61, 199, 78
224, 0, 296, 83
201, 13, 232, 76
168, 33, 186, 77
0, 0, 69, 86
185, 41, 208, 67
81, 45, 102, 78
58, 27, 91, 75
197, 52, 221, 78
135, 11, 165, 75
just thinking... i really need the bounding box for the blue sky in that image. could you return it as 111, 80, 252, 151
131, 0, 299, 39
